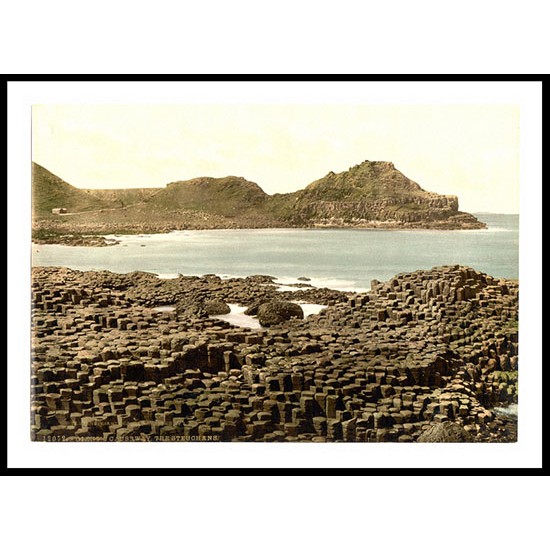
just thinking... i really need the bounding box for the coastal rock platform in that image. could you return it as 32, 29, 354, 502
30, 265, 518, 442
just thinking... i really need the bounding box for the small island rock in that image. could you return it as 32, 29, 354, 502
257, 300, 304, 327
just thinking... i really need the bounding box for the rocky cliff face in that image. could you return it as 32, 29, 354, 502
275, 160, 483, 228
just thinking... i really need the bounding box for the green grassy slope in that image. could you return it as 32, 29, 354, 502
148, 176, 269, 218
86, 188, 162, 207
297, 160, 425, 201
32, 163, 112, 217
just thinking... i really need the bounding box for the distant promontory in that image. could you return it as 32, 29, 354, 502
32, 160, 486, 245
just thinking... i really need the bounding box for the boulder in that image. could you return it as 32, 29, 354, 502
204, 300, 231, 315
257, 301, 304, 327
244, 302, 261, 316
245, 275, 276, 284
417, 421, 473, 442
175, 301, 207, 319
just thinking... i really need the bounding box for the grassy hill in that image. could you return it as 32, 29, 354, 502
31, 159, 485, 237
32, 163, 112, 217
149, 176, 269, 218
87, 187, 161, 208
298, 160, 425, 201
32, 164, 271, 220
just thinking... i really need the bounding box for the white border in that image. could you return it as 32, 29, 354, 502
7, 80, 542, 469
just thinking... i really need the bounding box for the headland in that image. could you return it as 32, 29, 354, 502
32, 160, 486, 246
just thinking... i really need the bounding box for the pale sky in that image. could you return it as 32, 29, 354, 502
32, 104, 520, 214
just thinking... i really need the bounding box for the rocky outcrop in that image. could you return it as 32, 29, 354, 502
204, 300, 231, 315
31, 229, 119, 247
30, 264, 517, 443
277, 161, 484, 229
417, 421, 473, 442
257, 301, 304, 326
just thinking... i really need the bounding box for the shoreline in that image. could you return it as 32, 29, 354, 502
30, 266, 371, 294
31, 218, 489, 247
30, 264, 518, 443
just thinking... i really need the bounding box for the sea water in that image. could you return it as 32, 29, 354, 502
211, 303, 327, 330
32, 213, 518, 292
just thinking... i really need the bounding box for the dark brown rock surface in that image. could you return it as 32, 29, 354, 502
257, 301, 305, 326
30, 264, 517, 443
417, 421, 473, 442
204, 300, 231, 315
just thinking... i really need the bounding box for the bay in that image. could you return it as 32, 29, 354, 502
32, 213, 518, 292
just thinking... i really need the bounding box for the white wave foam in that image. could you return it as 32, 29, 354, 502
211, 304, 262, 330
292, 302, 327, 317
465, 227, 512, 234
111, 231, 189, 242
494, 403, 518, 417
274, 276, 368, 293
211, 301, 328, 329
